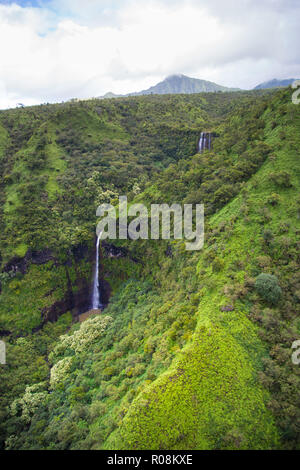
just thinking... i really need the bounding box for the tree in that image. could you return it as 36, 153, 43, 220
255, 273, 282, 305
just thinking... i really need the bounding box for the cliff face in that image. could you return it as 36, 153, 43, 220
0, 239, 135, 334
0, 245, 93, 334
3, 249, 54, 275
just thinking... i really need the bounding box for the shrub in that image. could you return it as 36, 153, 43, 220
266, 193, 280, 206
263, 229, 274, 245
256, 255, 272, 269
269, 171, 292, 188
255, 273, 282, 305
212, 257, 225, 272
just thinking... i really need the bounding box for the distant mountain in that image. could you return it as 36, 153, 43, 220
99, 74, 240, 99
130, 74, 240, 95
254, 78, 298, 90
101, 92, 123, 99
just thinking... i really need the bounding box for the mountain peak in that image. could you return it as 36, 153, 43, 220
131, 74, 240, 95
98, 74, 239, 98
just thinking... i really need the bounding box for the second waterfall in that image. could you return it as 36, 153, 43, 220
198, 132, 212, 153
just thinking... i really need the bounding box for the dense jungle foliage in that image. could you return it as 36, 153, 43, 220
0, 88, 299, 450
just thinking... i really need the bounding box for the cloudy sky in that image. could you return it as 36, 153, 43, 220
0, 0, 299, 109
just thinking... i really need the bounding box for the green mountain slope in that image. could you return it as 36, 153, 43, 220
106, 89, 300, 450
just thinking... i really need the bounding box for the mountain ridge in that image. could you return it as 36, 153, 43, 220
99, 74, 240, 98
254, 78, 298, 89
98, 74, 300, 99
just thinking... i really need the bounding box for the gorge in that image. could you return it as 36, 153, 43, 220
0, 87, 299, 450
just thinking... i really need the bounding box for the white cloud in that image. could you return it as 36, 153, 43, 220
0, 0, 299, 108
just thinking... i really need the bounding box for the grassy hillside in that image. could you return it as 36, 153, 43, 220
0, 88, 299, 450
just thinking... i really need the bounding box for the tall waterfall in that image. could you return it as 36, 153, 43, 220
92, 232, 102, 310
198, 132, 212, 153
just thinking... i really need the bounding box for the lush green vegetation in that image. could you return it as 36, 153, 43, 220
0, 88, 299, 450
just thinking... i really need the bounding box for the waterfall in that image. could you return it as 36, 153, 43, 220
198, 132, 204, 152
198, 132, 212, 153
92, 232, 102, 310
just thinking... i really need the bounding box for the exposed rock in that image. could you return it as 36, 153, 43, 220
30, 249, 54, 265
72, 283, 91, 316
41, 298, 71, 324
99, 279, 111, 306
102, 241, 128, 259
0, 329, 11, 337
3, 249, 53, 275
77, 308, 101, 323
3, 243, 90, 276
165, 244, 173, 257
101, 240, 139, 263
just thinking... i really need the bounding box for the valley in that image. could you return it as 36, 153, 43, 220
0, 87, 299, 450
